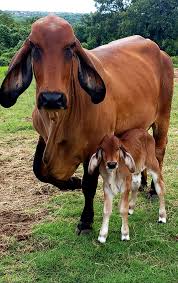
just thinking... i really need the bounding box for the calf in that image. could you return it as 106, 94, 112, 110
88, 129, 166, 243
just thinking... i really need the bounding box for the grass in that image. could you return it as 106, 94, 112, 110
172, 56, 178, 68
0, 67, 178, 283
0, 67, 35, 135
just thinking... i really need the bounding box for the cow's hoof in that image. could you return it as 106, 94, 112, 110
76, 221, 92, 235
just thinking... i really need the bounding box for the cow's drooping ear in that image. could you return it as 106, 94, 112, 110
75, 39, 106, 104
88, 148, 102, 174
120, 145, 136, 173
0, 39, 33, 108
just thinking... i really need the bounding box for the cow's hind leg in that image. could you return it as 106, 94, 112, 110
149, 52, 174, 197
77, 159, 99, 234
149, 117, 170, 197
33, 136, 81, 190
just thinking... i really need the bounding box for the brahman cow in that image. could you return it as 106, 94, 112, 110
0, 15, 173, 234
88, 130, 166, 243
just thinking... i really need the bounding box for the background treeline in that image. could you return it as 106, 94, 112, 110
0, 0, 178, 66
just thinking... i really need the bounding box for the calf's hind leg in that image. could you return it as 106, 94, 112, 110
129, 173, 141, 215
149, 122, 169, 197
149, 162, 166, 223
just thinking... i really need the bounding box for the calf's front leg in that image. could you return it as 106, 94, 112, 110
120, 181, 130, 241
98, 186, 113, 243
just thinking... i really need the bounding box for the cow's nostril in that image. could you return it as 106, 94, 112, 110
107, 162, 117, 169
38, 92, 67, 110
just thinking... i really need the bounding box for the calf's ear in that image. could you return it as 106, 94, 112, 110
0, 39, 33, 108
120, 145, 136, 173
75, 39, 106, 104
88, 148, 102, 174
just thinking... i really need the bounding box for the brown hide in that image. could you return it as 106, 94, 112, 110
1, 15, 174, 180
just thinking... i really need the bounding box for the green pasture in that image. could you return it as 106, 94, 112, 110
0, 67, 177, 283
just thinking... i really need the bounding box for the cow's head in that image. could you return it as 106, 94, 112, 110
0, 15, 106, 109
88, 135, 136, 174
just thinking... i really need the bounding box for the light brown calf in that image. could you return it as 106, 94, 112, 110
88, 129, 166, 243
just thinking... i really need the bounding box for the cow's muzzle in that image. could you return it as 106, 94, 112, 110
37, 92, 67, 110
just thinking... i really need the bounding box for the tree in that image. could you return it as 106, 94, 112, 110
94, 0, 127, 13
120, 0, 178, 54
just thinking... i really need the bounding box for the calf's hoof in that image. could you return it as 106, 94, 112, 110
158, 216, 166, 224
121, 234, 130, 241
98, 235, 106, 244
76, 221, 92, 235
128, 208, 134, 215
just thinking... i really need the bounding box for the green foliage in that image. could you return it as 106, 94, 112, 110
120, 0, 178, 54
76, 0, 178, 54
94, 0, 127, 13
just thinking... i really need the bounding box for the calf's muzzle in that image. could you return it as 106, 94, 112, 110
107, 161, 118, 169
37, 92, 67, 110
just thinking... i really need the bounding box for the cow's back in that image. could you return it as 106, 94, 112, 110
89, 36, 165, 134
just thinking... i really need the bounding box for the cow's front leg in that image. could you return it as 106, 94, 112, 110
33, 136, 82, 190
77, 159, 99, 234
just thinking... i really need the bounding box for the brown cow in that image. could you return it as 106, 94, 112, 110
0, 15, 174, 234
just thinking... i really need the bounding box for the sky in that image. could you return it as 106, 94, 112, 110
0, 0, 96, 13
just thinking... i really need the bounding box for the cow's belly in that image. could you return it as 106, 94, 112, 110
115, 106, 156, 134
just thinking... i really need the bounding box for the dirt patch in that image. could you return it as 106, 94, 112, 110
0, 134, 60, 254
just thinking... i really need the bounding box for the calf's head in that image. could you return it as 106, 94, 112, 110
88, 135, 136, 174
0, 15, 106, 109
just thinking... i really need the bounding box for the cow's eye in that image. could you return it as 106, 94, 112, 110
30, 41, 42, 61
64, 47, 73, 60
64, 42, 76, 59
33, 46, 42, 61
